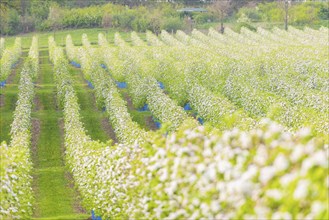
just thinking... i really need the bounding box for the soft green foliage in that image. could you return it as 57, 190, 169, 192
112, 8, 149, 32
62, 6, 103, 28
1, 0, 328, 35
237, 1, 329, 26
162, 17, 185, 32
0, 2, 186, 35
0, 9, 21, 35
290, 2, 324, 25
235, 22, 256, 32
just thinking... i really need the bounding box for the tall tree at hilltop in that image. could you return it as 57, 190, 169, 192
278, 0, 291, 30
210, 0, 233, 34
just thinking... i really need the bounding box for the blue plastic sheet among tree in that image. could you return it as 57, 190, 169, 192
158, 81, 165, 90
70, 61, 81, 68
86, 80, 94, 89
0, 80, 6, 87
101, 65, 127, 89
91, 210, 102, 220
155, 121, 161, 129
138, 104, 149, 112
197, 117, 204, 125
116, 81, 127, 89
183, 103, 192, 110
11, 62, 18, 68
152, 116, 161, 129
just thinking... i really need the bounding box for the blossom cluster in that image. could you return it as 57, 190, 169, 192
137, 121, 328, 219
116, 31, 248, 130
0, 38, 5, 57
141, 27, 328, 141
0, 38, 22, 81
188, 82, 255, 130
72, 36, 148, 145
28, 36, 39, 78
51, 38, 145, 218
146, 30, 164, 46
65, 35, 80, 63
98, 34, 128, 82
126, 73, 197, 131
0, 37, 38, 218
55, 30, 328, 219
131, 31, 147, 47
48, 36, 57, 63
200, 27, 328, 139
96, 28, 328, 141
160, 30, 184, 47
99, 33, 198, 131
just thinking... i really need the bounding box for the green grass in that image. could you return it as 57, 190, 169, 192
3, 28, 145, 49
31, 50, 89, 219
33, 214, 89, 220
130, 110, 153, 130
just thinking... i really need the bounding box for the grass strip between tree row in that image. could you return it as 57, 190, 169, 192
31, 49, 88, 219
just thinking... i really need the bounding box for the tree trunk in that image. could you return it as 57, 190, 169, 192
284, 0, 288, 31
220, 21, 224, 34
220, 11, 225, 34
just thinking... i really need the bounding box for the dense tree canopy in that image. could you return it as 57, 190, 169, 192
0, 0, 327, 35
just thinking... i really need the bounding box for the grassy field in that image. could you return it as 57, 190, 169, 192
2, 28, 145, 49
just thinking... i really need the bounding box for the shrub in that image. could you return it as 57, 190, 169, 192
39, 20, 52, 31
132, 18, 150, 32
255, 1, 328, 24
194, 13, 217, 24
6, 9, 22, 35
20, 16, 35, 33
290, 3, 325, 25
112, 10, 136, 30
162, 17, 184, 33
62, 6, 102, 28
319, 5, 329, 20
236, 22, 256, 32
258, 2, 284, 22
236, 7, 262, 22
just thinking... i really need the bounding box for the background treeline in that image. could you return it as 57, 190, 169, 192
0, 0, 328, 35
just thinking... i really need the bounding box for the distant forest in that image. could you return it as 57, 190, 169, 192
0, 0, 327, 35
